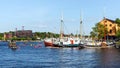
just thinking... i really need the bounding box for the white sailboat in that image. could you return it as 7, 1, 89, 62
53, 12, 83, 47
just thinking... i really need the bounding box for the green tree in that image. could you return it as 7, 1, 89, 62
115, 18, 120, 26
33, 32, 60, 39
90, 31, 96, 39
116, 30, 120, 37
115, 18, 120, 38
70, 33, 74, 36
90, 23, 108, 40
0, 33, 4, 40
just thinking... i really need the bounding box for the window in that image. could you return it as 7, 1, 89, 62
104, 20, 107, 23
109, 30, 112, 34
109, 24, 112, 27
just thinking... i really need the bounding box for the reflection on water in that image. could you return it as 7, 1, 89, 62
0, 42, 120, 68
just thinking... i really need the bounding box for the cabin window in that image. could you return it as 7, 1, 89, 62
109, 30, 112, 34
105, 24, 107, 26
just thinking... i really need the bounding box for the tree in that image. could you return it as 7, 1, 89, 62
115, 18, 120, 26
115, 18, 120, 38
116, 30, 120, 37
70, 33, 74, 36
90, 22, 108, 40
90, 31, 96, 39
0, 33, 4, 40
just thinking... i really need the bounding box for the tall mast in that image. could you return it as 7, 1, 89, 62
76, 30, 78, 38
80, 11, 82, 39
60, 12, 64, 39
103, 7, 106, 42
15, 28, 17, 36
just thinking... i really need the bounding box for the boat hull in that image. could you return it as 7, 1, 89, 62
44, 41, 53, 47
53, 43, 84, 48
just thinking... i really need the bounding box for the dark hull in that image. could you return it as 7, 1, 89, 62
53, 43, 84, 48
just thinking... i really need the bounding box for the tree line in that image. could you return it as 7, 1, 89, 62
0, 32, 60, 41
0, 31, 89, 41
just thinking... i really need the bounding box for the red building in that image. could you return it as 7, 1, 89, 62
4, 33, 13, 40
15, 30, 33, 38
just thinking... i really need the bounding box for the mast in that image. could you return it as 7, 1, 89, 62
80, 11, 82, 39
76, 30, 78, 38
103, 7, 106, 42
60, 12, 64, 39
15, 28, 17, 37
104, 18, 106, 42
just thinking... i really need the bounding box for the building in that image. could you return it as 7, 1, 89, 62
99, 18, 119, 39
15, 30, 33, 38
4, 33, 13, 40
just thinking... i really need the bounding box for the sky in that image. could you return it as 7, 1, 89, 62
0, 0, 120, 35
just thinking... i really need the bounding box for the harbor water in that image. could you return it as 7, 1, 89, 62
0, 41, 120, 68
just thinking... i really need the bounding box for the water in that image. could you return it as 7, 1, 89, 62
0, 41, 120, 68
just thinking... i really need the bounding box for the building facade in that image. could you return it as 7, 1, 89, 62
99, 18, 119, 39
15, 30, 33, 38
4, 33, 13, 40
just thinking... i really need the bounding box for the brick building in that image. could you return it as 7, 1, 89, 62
15, 30, 33, 38
4, 33, 13, 40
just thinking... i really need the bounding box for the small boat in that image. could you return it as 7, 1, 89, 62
84, 40, 115, 48
9, 42, 18, 50
84, 40, 102, 47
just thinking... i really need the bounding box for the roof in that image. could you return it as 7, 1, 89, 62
103, 18, 116, 23
17, 30, 32, 32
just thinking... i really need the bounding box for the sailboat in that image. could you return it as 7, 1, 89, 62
53, 13, 84, 48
